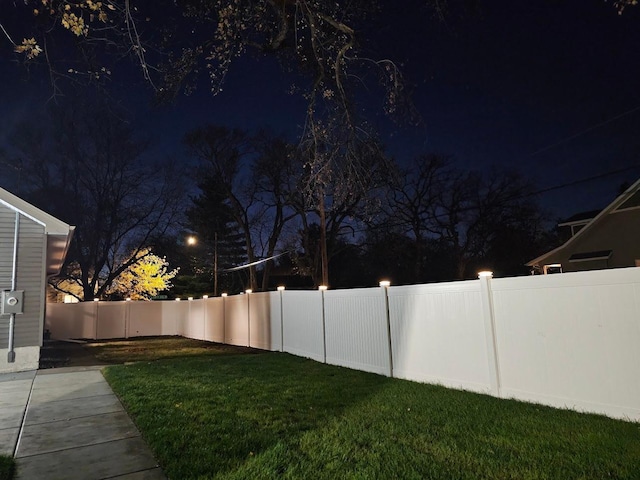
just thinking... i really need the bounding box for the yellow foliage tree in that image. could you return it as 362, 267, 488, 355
107, 249, 179, 300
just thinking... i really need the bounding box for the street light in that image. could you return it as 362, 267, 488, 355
186, 233, 219, 296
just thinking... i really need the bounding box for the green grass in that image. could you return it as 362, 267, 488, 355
104, 352, 640, 480
0, 455, 15, 480
86, 336, 258, 363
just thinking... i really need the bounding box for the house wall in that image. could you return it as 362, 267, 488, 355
542, 208, 640, 272
0, 204, 46, 373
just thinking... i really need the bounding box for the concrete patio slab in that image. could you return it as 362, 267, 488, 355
31, 370, 106, 391
17, 410, 140, 458
28, 380, 114, 405
0, 371, 34, 456
36, 365, 105, 375
16, 437, 161, 480
25, 393, 122, 426
5, 364, 165, 479
0, 405, 26, 429
0, 427, 19, 456
33, 368, 105, 384
0, 379, 33, 409
0, 370, 36, 383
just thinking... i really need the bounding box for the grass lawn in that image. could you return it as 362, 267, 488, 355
104, 351, 640, 480
0, 455, 15, 480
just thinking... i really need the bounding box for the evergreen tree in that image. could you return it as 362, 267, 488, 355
187, 175, 247, 295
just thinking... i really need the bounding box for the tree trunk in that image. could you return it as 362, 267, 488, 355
213, 232, 218, 296
261, 260, 272, 292
413, 233, 423, 283
455, 253, 467, 280
318, 194, 329, 287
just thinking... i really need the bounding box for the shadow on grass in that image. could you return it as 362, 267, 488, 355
104, 351, 640, 480
104, 353, 394, 479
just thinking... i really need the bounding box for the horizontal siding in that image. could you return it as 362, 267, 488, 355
0, 205, 45, 348
0, 207, 16, 287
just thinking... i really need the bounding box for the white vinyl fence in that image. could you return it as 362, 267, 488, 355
46, 267, 640, 422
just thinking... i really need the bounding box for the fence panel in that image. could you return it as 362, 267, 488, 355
324, 287, 389, 375
185, 299, 206, 340
388, 282, 491, 394
282, 291, 324, 362
95, 302, 126, 339
270, 291, 284, 352
249, 292, 278, 351
46, 303, 96, 340
129, 301, 164, 337
204, 297, 225, 343
225, 294, 249, 346
491, 268, 640, 421
161, 301, 187, 337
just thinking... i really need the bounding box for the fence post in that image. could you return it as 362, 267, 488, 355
125, 298, 131, 339
221, 293, 227, 344
93, 299, 99, 340
202, 295, 208, 341
277, 286, 285, 352
174, 298, 181, 336
246, 290, 252, 347
380, 281, 394, 378
478, 271, 501, 397
319, 285, 328, 363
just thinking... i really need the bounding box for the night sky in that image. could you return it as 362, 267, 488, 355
2, 0, 640, 221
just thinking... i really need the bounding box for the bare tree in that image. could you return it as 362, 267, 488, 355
295, 121, 390, 286
9, 98, 185, 300
427, 168, 545, 279
251, 133, 299, 290
383, 154, 452, 282
5, 1, 415, 125
384, 156, 548, 280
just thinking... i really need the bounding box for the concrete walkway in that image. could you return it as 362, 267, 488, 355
0, 366, 165, 479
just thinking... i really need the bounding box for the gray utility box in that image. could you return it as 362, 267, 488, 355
1, 290, 24, 315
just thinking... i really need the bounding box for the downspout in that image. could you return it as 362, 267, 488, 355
7, 212, 20, 363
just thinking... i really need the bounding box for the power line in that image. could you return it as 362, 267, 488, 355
218, 251, 291, 273
528, 105, 640, 158
522, 163, 640, 199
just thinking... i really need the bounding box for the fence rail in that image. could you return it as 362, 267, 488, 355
46, 268, 640, 422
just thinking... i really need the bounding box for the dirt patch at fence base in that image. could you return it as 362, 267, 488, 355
39, 337, 262, 369
39, 339, 113, 369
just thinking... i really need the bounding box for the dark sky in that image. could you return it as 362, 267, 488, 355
2, 0, 640, 220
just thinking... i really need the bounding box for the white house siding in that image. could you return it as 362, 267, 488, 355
0, 204, 46, 357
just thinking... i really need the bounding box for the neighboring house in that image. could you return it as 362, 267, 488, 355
0, 187, 74, 373
528, 179, 640, 274
556, 209, 600, 241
